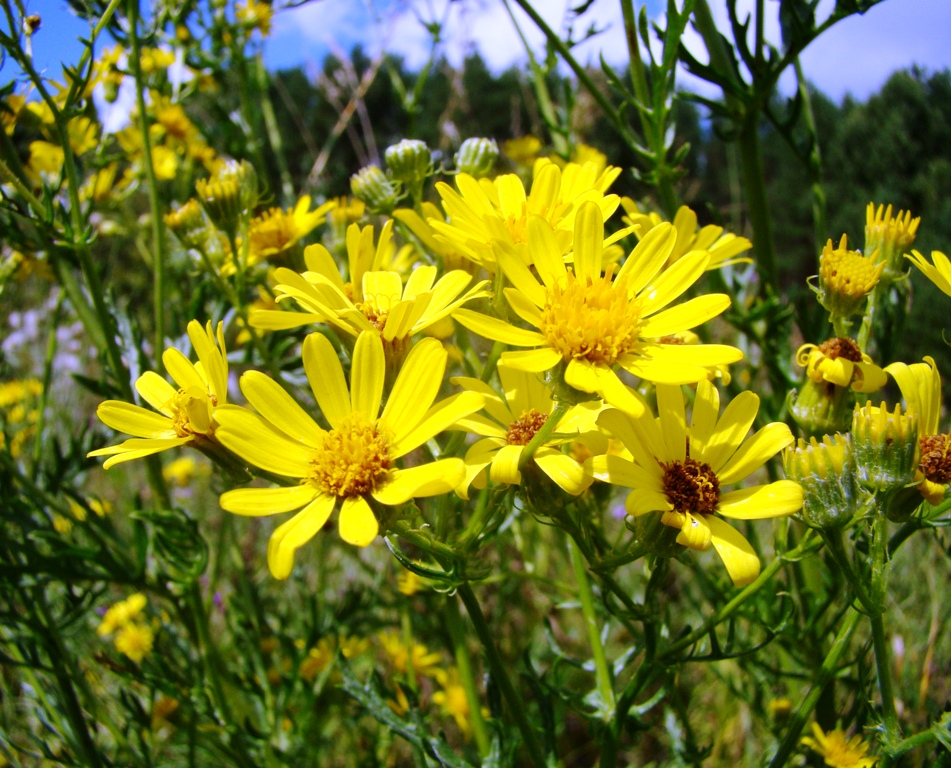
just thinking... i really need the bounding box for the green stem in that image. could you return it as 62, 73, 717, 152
255, 54, 294, 204
870, 612, 900, 744
128, 0, 168, 373
794, 57, 827, 251
31, 291, 64, 479
568, 538, 614, 716
767, 607, 863, 768
444, 597, 491, 757
517, 402, 569, 471
457, 583, 546, 767
185, 583, 232, 724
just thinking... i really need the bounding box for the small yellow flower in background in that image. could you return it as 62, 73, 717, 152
27, 140, 64, 181
139, 47, 175, 74
397, 568, 427, 596
53, 515, 73, 534
885, 356, 949, 503
451, 365, 604, 498
621, 199, 753, 271
88, 321, 229, 468
98, 593, 148, 636
433, 668, 484, 739
216, 332, 483, 578
815, 235, 884, 320
454, 202, 742, 401
796, 338, 887, 394
906, 250, 951, 298
502, 135, 542, 166
114, 621, 154, 662
151, 695, 179, 731
236, 0, 273, 35
865, 202, 919, 278
339, 635, 370, 659
430, 158, 621, 270
67, 116, 98, 155
801, 722, 879, 767
589, 379, 802, 586
163, 455, 208, 487
378, 631, 442, 679
246, 196, 335, 265
0, 379, 42, 409
299, 637, 336, 681
1, 93, 26, 135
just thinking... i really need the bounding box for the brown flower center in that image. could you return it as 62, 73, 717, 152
919, 433, 951, 485
506, 409, 548, 446
818, 337, 863, 363
662, 457, 720, 514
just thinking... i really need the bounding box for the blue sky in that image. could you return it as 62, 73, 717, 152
11, 0, 951, 103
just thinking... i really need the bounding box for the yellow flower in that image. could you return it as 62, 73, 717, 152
339, 635, 370, 659
801, 723, 879, 767
252, 223, 489, 364
151, 695, 179, 730
53, 515, 73, 534
98, 593, 148, 636
865, 202, 919, 278
215, 332, 483, 578
453, 202, 743, 400
88, 321, 229, 468
621, 199, 753, 271
378, 631, 442, 678
885, 356, 948, 503
163, 455, 207, 486
588, 379, 802, 586
815, 235, 884, 319
451, 365, 604, 497
432, 668, 479, 738
796, 338, 886, 393
1, 93, 26, 135
246, 196, 335, 264
236, 0, 273, 35
906, 250, 951, 298
502, 135, 542, 166
140, 47, 175, 74
114, 621, 154, 663
27, 140, 64, 181
430, 158, 621, 270
299, 637, 335, 681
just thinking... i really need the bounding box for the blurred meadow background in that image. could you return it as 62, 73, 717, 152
3, 0, 951, 766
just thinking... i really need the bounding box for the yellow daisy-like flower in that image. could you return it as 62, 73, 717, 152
450, 366, 604, 498
236, 0, 273, 35
252, 232, 489, 366
906, 249, 951, 298
815, 235, 884, 319
884, 356, 948, 503
215, 332, 483, 578
796, 338, 887, 394
621, 199, 753, 271
801, 723, 879, 767
588, 380, 802, 586
88, 321, 228, 468
502, 135, 542, 166
433, 668, 478, 738
430, 158, 621, 269
114, 621, 155, 663
866, 202, 919, 277
246, 196, 336, 265
453, 202, 743, 399
377, 631, 442, 679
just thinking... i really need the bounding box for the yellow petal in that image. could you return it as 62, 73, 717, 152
572, 201, 604, 284
535, 450, 591, 495
135, 372, 176, 415
616, 222, 676, 295
382, 338, 446, 438
626, 489, 672, 517
372, 459, 465, 505
588, 453, 660, 489
214, 406, 313, 477
453, 309, 545, 347
657, 384, 687, 464
220, 484, 319, 516
495, 242, 547, 307
689, 379, 720, 460
700, 391, 759, 473
89, 436, 191, 468
527, 214, 568, 288
503, 287, 544, 328
267, 495, 336, 579
188, 320, 227, 403
163, 347, 205, 393
489, 443, 523, 485
240, 371, 324, 446
96, 401, 175, 438
337, 495, 379, 546
706, 515, 761, 587
350, 332, 385, 418
250, 309, 324, 331
450, 376, 513, 426
499, 347, 563, 373
640, 293, 731, 337
390, 391, 484, 458
718, 481, 803, 519
302, 333, 351, 429
716, 423, 794, 485
638, 250, 710, 316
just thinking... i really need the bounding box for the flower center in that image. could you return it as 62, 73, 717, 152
919, 433, 951, 484
357, 302, 388, 333
819, 246, 881, 300
539, 268, 641, 365
168, 387, 217, 438
661, 457, 720, 515
308, 413, 391, 497
249, 209, 296, 254
506, 409, 548, 446
818, 337, 863, 363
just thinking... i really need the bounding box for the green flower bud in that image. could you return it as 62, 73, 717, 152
813, 235, 884, 320
852, 401, 919, 493
384, 139, 433, 185
865, 202, 920, 282
789, 378, 854, 438
195, 159, 258, 239
350, 165, 400, 214
784, 434, 864, 528
455, 138, 498, 178
164, 199, 212, 250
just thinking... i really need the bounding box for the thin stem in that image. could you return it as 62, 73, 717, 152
568, 538, 615, 716
128, 0, 168, 372
517, 402, 569, 471
443, 597, 491, 757
870, 613, 900, 743
31, 291, 64, 479
457, 583, 546, 767
255, 54, 293, 204
767, 607, 863, 768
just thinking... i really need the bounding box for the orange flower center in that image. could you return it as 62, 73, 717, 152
505, 409, 548, 446
919, 433, 951, 484
661, 457, 720, 515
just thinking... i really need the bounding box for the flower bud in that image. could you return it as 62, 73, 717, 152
384, 139, 433, 186
455, 138, 498, 178
350, 165, 400, 214
784, 434, 864, 528
852, 401, 919, 493
865, 202, 919, 282
164, 199, 211, 250
195, 159, 258, 239
789, 378, 854, 438
813, 235, 884, 320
